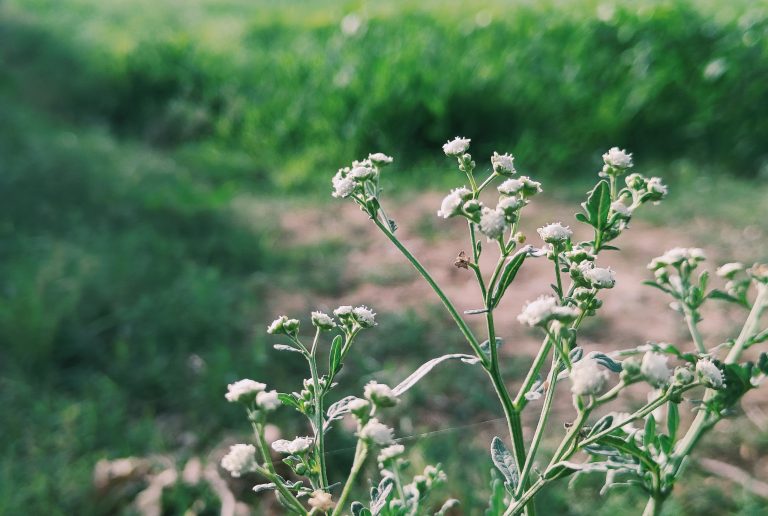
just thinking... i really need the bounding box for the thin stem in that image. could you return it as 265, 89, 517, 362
331, 440, 369, 516
548, 408, 591, 467
504, 478, 545, 516
308, 352, 329, 487
682, 305, 706, 354
553, 253, 564, 301
513, 336, 553, 408
253, 464, 308, 514
516, 354, 560, 497
476, 172, 497, 193
391, 461, 407, 503
372, 217, 486, 364
642, 493, 665, 516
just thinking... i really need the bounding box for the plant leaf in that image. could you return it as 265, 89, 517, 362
582, 180, 610, 233
324, 395, 359, 431
667, 402, 679, 440
490, 436, 519, 492
273, 344, 303, 354
329, 335, 343, 375
590, 352, 623, 373
392, 353, 480, 396
490, 247, 533, 307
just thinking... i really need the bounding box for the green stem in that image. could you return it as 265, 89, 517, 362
476, 172, 497, 193
253, 464, 308, 514
553, 252, 564, 301
331, 440, 369, 516
548, 408, 591, 467
372, 217, 485, 364
513, 336, 553, 408
682, 305, 706, 354
642, 493, 666, 516
308, 346, 329, 487
516, 354, 560, 497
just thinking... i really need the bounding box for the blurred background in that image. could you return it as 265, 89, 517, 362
1, 0, 768, 514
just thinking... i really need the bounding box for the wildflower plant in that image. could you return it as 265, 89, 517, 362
222, 141, 768, 515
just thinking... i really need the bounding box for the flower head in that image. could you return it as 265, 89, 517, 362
364, 381, 398, 407
696, 359, 725, 389
437, 187, 472, 219
378, 444, 405, 463
226, 379, 266, 403
648, 248, 706, 270
311, 311, 336, 330
308, 490, 336, 512
570, 357, 609, 395
491, 152, 516, 176
272, 436, 314, 455
582, 266, 616, 289
479, 207, 509, 240
442, 137, 471, 157
255, 390, 281, 411
641, 352, 671, 387
602, 147, 633, 170
332, 171, 357, 198
498, 178, 524, 196
221, 444, 257, 477
368, 153, 393, 167
537, 222, 572, 244
267, 315, 299, 335
716, 262, 744, 279
517, 295, 579, 327
353, 305, 377, 328
358, 418, 394, 445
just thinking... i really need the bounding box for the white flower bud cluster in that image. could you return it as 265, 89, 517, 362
647, 247, 706, 271
225, 379, 267, 403
580, 264, 616, 289
267, 315, 300, 335
358, 418, 395, 445
377, 444, 405, 463
696, 359, 725, 389
479, 207, 508, 240
716, 262, 744, 279
308, 491, 336, 512
601, 147, 633, 176
517, 295, 580, 327
364, 381, 399, 407
331, 154, 392, 199
491, 152, 516, 176
641, 351, 671, 387
537, 222, 572, 244
437, 187, 473, 219
442, 136, 471, 157
498, 176, 542, 197
311, 310, 337, 330
220, 444, 257, 477
570, 357, 610, 395
272, 436, 314, 455
334, 305, 377, 330
624, 173, 668, 204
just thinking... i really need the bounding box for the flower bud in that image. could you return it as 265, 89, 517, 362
442, 137, 471, 157
311, 311, 336, 330
491, 152, 516, 176
364, 381, 399, 408
696, 359, 725, 389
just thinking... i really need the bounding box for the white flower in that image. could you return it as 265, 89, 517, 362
333, 305, 354, 318
497, 196, 523, 215
479, 207, 509, 240
378, 444, 405, 463
308, 490, 336, 512
220, 444, 257, 477
225, 379, 266, 402
442, 136, 471, 156
368, 152, 393, 166
646, 177, 668, 199
602, 147, 633, 169
537, 222, 572, 244
358, 418, 394, 445
491, 152, 516, 175
498, 178, 524, 196
716, 262, 743, 278
347, 397, 370, 414
570, 358, 609, 395
364, 381, 398, 407
311, 311, 336, 330
648, 247, 706, 270
349, 165, 375, 181
255, 390, 281, 411
610, 200, 632, 217
272, 436, 314, 455
641, 352, 671, 386
696, 359, 725, 389
437, 187, 471, 218
332, 171, 356, 198
267, 316, 287, 334
517, 295, 579, 327
582, 266, 616, 289
353, 305, 376, 327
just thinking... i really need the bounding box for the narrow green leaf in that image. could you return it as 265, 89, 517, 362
583, 180, 611, 232
667, 402, 679, 441
490, 436, 519, 492
643, 415, 656, 450
490, 249, 529, 307
329, 335, 343, 375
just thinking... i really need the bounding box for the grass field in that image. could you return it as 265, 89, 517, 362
1, 0, 768, 514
